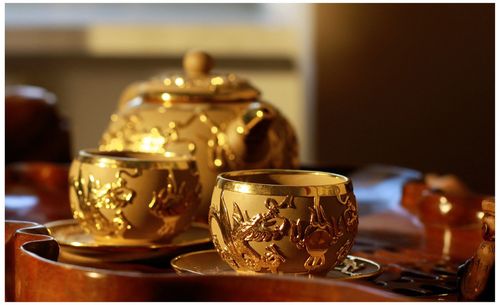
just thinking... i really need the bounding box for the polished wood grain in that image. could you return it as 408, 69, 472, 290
5, 221, 406, 302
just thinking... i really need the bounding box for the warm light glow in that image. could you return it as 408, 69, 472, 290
208, 139, 215, 147
199, 114, 208, 123
236, 126, 245, 134
236, 184, 251, 193
438, 196, 452, 214
188, 143, 196, 152
70, 241, 85, 247
161, 93, 171, 101
168, 122, 176, 129
442, 228, 452, 259
214, 159, 223, 167
164, 79, 172, 85
86, 272, 104, 279
211, 126, 218, 134
175, 77, 185, 86
161, 93, 172, 108
163, 151, 177, 157
217, 133, 226, 145
140, 135, 165, 152
477, 211, 485, 220
211, 76, 224, 86
97, 160, 108, 168
256, 110, 264, 118
110, 114, 119, 122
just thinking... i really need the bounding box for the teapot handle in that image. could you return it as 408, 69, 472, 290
239, 102, 276, 136
224, 102, 277, 167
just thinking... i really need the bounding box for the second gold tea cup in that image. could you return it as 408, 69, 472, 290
69, 150, 201, 245
209, 169, 358, 274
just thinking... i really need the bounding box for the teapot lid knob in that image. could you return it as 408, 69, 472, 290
183, 50, 214, 77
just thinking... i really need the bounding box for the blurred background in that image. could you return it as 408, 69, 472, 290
5, 3, 494, 194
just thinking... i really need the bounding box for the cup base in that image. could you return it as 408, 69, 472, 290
233, 269, 330, 276
171, 250, 382, 280
92, 235, 174, 246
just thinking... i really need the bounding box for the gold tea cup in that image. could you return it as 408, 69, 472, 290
69, 149, 201, 245
209, 169, 358, 274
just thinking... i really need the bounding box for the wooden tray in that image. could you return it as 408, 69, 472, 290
6, 220, 407, 302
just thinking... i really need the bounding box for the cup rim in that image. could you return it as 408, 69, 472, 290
216, 169, 352, 197
77, 149, 196, 169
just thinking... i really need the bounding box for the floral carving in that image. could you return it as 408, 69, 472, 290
100, 109, 238, 171
71, 166, 201, 238
335, 240, 354, 267
344, 196, 358, 233
148, 169, 202, 235
71, 167, 141, 236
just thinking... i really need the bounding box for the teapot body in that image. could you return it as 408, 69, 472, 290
100, 99, 299, 217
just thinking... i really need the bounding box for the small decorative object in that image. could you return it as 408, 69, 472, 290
402, 173, 472, 215
69, 149, 201, 244
401, 173, 485, 261
170, 249, 380, 280
99, 50, 299, 218
6, 85, 71, 164
458, 197, 495, 301
209, 169, 358, 274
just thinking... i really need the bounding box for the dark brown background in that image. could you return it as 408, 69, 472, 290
314, 4, 494, 194
5, 4, 494, 194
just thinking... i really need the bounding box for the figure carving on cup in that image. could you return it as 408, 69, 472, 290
149, 170, 202, 235
209, 170, 358, 274
210, 191, 291, 273
69, 150, 201, 244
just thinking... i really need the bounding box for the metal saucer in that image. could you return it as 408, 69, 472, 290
171, 249, 382, 280
45, 219, 211, 262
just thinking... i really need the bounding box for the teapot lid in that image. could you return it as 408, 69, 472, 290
131, 50, 261, 104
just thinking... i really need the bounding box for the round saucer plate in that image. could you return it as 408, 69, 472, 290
170, 249, 382, 280
45, 219, 211, 262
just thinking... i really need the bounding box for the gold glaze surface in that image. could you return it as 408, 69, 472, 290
216, 169, 352, 196
209, 170, 358, 274
78, 149, 193, 169
99, 50, 299, 218
46, 219, 210, 262
69, 149, 201, 244
170, 249, 380, 280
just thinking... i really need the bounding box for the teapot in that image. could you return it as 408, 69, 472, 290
99, 50, 299, 218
